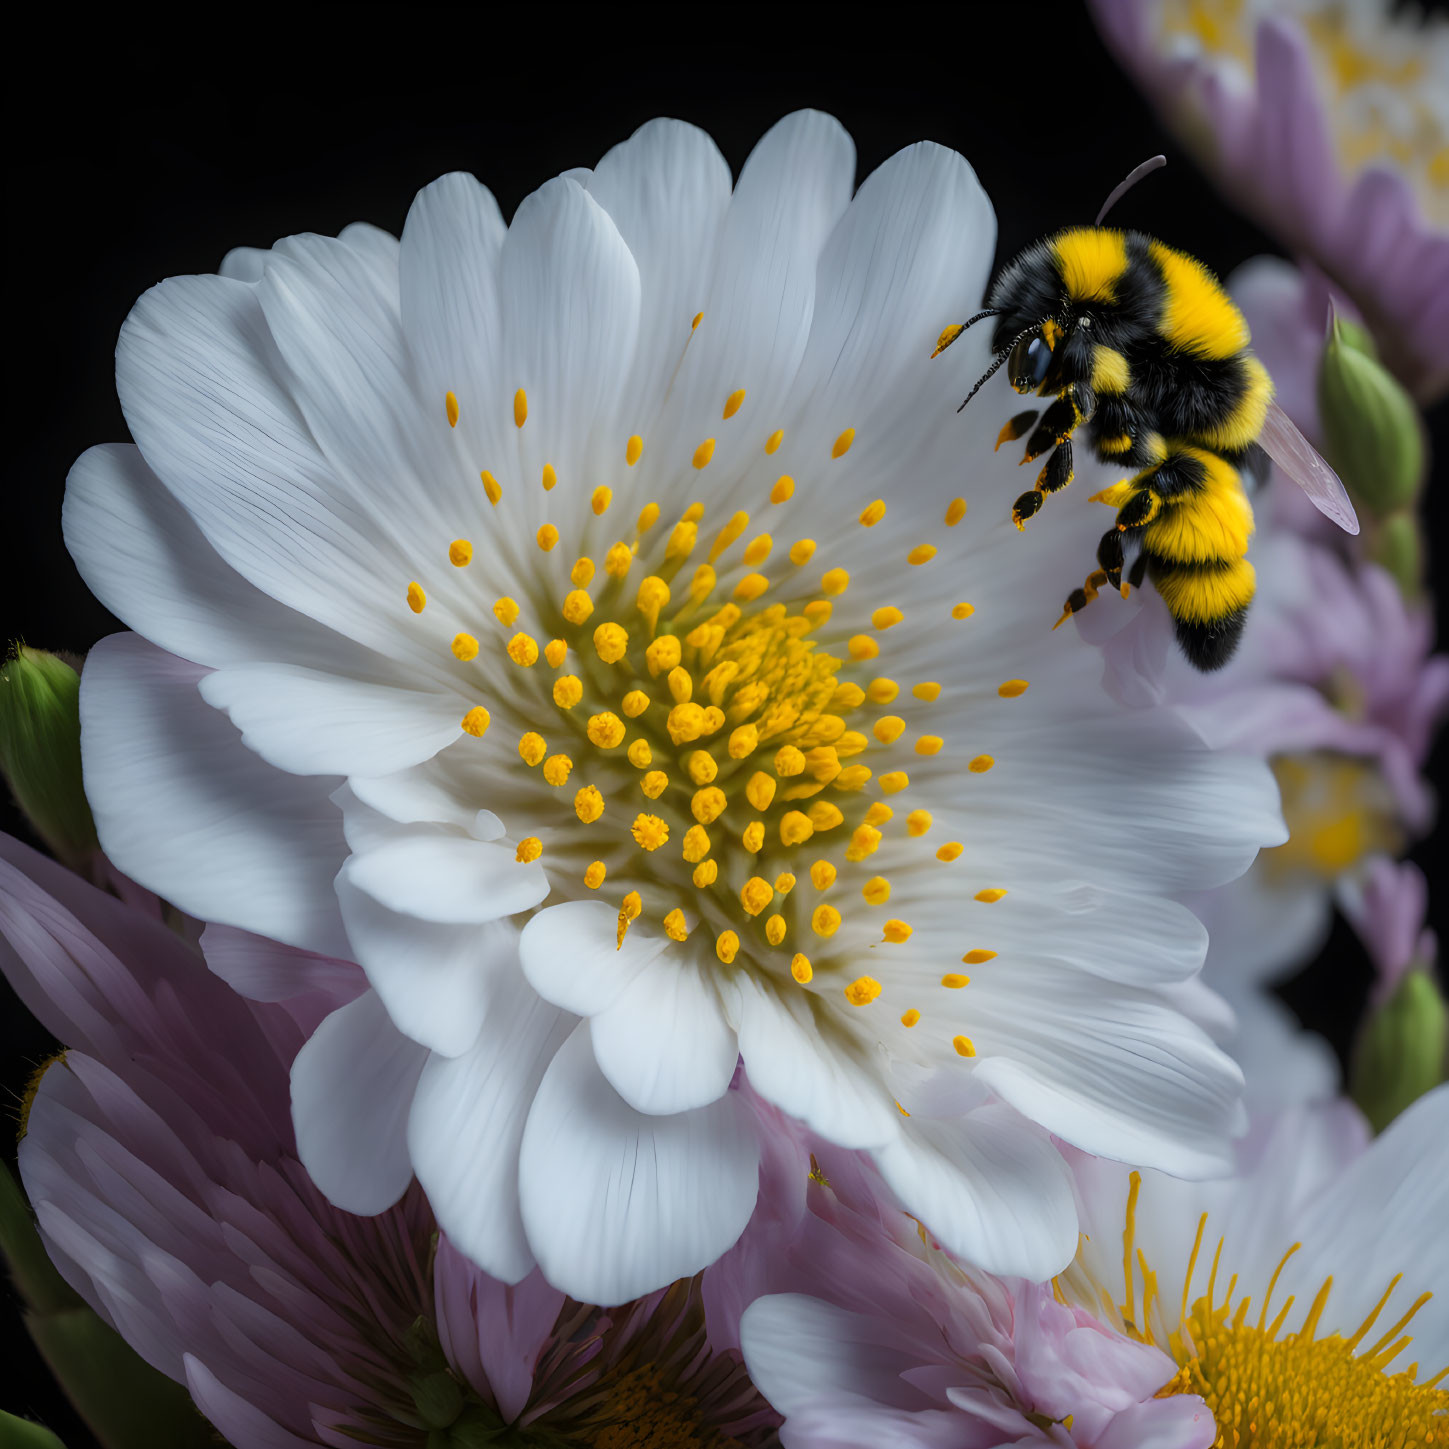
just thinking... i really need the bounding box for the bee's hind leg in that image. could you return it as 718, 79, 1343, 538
1052, 568, 1112, 631
1012, 439, 1074, 530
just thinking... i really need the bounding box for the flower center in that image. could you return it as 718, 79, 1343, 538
407, 387, 1023, 1029
1262, 754, 1401, 883
1067, 1172, 1448, 1448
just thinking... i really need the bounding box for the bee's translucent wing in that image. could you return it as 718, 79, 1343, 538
1258, 399, 1360, 535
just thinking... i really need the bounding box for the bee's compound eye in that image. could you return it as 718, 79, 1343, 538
1008, 331, 1054, 393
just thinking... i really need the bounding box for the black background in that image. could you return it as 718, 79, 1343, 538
3, 6, 1445, 1443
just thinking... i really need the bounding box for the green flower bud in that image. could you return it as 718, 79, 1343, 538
0, 1410, 66, 1449
1317, 314, 1426, 520
410, 1369, 465, 1430
0, 648, 97, 868
1369, 511, 1423, 601
1350, 968, 1449, 1134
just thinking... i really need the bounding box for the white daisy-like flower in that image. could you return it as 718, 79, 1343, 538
67, 112, 1282, 1302
1066, 1088, 1449, 1442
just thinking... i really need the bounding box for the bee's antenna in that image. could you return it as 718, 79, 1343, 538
955, 307, 1001, 333
956, 325, 1035, 413
1095, 155, 1166, 226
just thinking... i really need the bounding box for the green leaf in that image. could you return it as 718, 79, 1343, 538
0, 1165, 80, 1316
0, 1408, 68, 1449
1350, 968, 1449, 1134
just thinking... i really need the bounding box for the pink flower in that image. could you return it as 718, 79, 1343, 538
0, 833, 778, 1447
1339, 856, 1437, 1005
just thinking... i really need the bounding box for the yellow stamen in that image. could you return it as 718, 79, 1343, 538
848, 635, 879, 661
740, 877, 774, 916
733, 573, 769, 602
765, 429, 784, 454
832, 427, 855, 458
562, 590, 594, 625
789, 539, 817, 566
445, 391, 460, 426
961, 949, 996, 964
908, 545, 936, 565
662, 908, 689, 941
900, 1008, 921, 1027
915, 736, 943, 756
627, 739, 653, 768
542, 754, 573, 786
859, 500, 886, 527
879, 771, 909, 794
537, 524, 559, 551
541, 463, 557, 492
974, 886, 1006, 901
449, 538, 472, 566
770, 475, 794, 504
874, 716, 906, 744
586, 712, 625, 748
863, 802, 893, 826
637, 502, 660, 532
626, 434, 644, 465
912, 682, 941, 701
765, 914, 787, 945
461, 706, 490, 737
452, 633, 480, 661
881, 920, 911, 943
494, 597, 522, 626
866, 678, 899, 704
518, 732, 547, 766
844, 975, 880, 1005
952, 1034, 976, 1057
584, 861, 606, 889
693, 859, 718, 887
631, 813, 669, 851
552, 676, 583, 709
593, 622, 629, 664
716, 930, 739, 963
591, 486, 612, 515
617, 891, 641, 949
951, 602, 975, 620
862, 876, 891, 904
507, 634, 539, 667
515, 837, 542, 863
969, 755, 994, 773
812, 904, 842, 937
937, 842, 964, 862
872, 606, 903, 630
575, 785, 604, 823
998, 679, 1030, 698
775, 872, 796, 895
544, 639, 567, 668
513, 388, 527, 427
821, 568, 850, 596
641, 770, 669, 799
481, 470, 502, 505
692, 438, 715, 469
791, 954, 813, 983
945, 497, 966, 525
906, 809, 932, 836
941, 974, 969, 989
407, 582, 427, 613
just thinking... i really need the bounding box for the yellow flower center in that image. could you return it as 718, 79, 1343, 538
1062, 1172, 1447, 1448
1263, 754, 1401, 883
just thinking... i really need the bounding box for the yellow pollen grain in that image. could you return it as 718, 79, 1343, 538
952, 602, 975, 621
449, 538, 472, 566
663, 908, 689, 941
864, 803, 894, 826
407, 582, 426, 613
709, 511, 749, 562
461, 706, 491, 737
901, 1008, 921, 1028
998, 679, 1029, 698
846, 825, 882, 862
862, 876, 891, 905
641, 770, 669, 799
937, 842, 965, 861
637, 502, 660, 533
586, 712, 625, 748
765, 429, 784, 454
770, 475, 794, 504
686, 750, 717, 785
742, 534, 772, 567
622, 690, 650, 720
692, 859, 718, 887
791, 953, 813, 983
625, 434, 644, 466
908, 545, 937, 565
494, 597, 522, 627
689, 565, 716, 603
832, 683, 866, 710
481, 471, 502, 505
741, 876, 774, 916
593, 622, 629, 664
716, 930, 739, 964
848, 636, 879, 662
821, 568, 850, 596
742, 820, 765, 853
882, 920, 912, 943
507, 634, 540, 667
832, 427, 855, 458
742, 771, 775, 811
562, 590, 594, 625
552, 676, 583, 709
812, 904, 842, 937
835, 764, 872, 791
780, 810, 814, 846
945, 498, 966, 526
810, 860, 837, 890
617, 891, 642, 949
667, 666, 693, 704
627, 739, 653, 768
872, 607, 904, 631
728, 724, 759, 759
515, 836, 542, 863
844, 975, 880, 1005
723, 388, 747, 420
631, 813, 670, 851
570, 557, 595, 587
668, 701, 706, 743
915, 736, 944, 756
969, 755, 994, 773
452, 632, 480, 661
808, 801, 844, 832
775, 872, 796, 895
975, 887, 1007, 902
682, 824, 711, 863
765, 914, 787, 945
962, 949, 997, 964
691, 786, 727, 823
733, 573, 770, 603
591, 486, 612, 515
692, 438, 715, 469
880, 771, 909, 794
513, 388, 528, 427
867, 679, 899, 704
789, 539, 817, 567
541, 464, 558, 493
941, 973, 970, 989
545, 639, 567, 668
803, 600, 831, 628
666, 520, 698, 562
773, 745, 806, 777
584, 861, 606, 889
518, 732, 547, 766
691, 311, 704, 330
445, 390, 460, 427
537, 524, 560, 552
952, 1035, 977, 1057
905, 809, 933, 837
542, 754, 573, 786
574, 785, 604, 823
912, 682, 941, 702
606, 543, 634, 579
874, 716, 906, 744
859, 500, 886, 527
636, 577, 672, 634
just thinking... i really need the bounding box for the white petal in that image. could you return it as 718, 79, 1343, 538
730, 971, 901, 1150
199, 663, 465, 777
335, 871, 508, 1057
517, 1026, 759, 1305
80, 635, 350, 957
588, 954, 738, 1115
406, 970, 575, 1283
289, 988, 426, 1215
344, 831, 548, 925
518, 899, 667, 1016
874, 1103, 1078, 1279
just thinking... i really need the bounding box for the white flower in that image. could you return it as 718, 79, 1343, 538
67, 112, 1281, 1302
1066, 1087, 1449, 1442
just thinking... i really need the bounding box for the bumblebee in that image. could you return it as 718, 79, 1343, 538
934, 160, 1357, 671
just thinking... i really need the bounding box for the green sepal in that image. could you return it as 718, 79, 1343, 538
1317, 316, 1426, 521
1350, 967, 1449, 1134
1369, 511, 1423, 602
0, 1409, 68, 1449
0, 648, 97, 869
